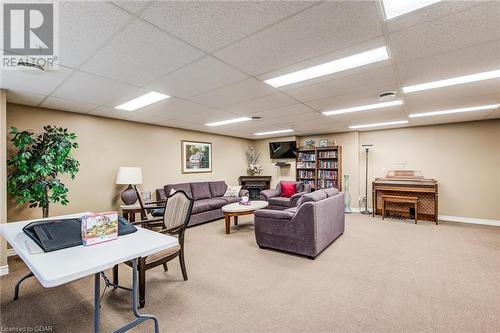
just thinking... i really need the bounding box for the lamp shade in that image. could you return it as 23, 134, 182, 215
116, 167, 143, 185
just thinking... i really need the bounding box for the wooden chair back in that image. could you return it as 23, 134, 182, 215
162, 190, 193, 234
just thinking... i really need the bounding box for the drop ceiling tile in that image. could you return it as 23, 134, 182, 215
215, 1, 383, 75
257, 103, 317, 120
136, 99, 209, 120
276, 118, 346, 134
306, 89, 402, 113
140, 1, 314, 52
397, 40, 500, 85
182, 109, 243, 125
147, 56, 248, 98
1, 67, 72, 95
267, 110, 325, 124
403, 80, 500, 113
189, 78, 277, 108
409, 109, 495, 127
257, 37, 389, 89
6, 90, 45, 106
88, 106, 135, 120
104, 91, 176, 109
389, 2, 500, 64
51, 71, 140, 105
110, 1, 151, 15
285, 65, 397, 103
41, 96, 99, 114
59, 2, 133, 68
223, 92, 298, 116
385, 1, 481, 33
325, 107, 407, 125
155, 119, 202, 130
81, 19, 204, 86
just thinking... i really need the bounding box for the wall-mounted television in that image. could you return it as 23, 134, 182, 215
269, 141, 297, 159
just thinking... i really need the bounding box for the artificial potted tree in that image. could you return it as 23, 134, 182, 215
7, 125, 80, 218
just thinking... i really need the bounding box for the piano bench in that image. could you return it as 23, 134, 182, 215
381, 195, 418, 224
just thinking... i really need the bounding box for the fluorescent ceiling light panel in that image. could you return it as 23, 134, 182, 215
323, 100, 403, 116
382, 0, 442, 20
205, 117, 251, 127
409, 104, 500, 118
349, 120, 408, 129
403, 69, 500, 93
115, 92, 169, 111
254, 129, 294, 136
264, 47, 389, 88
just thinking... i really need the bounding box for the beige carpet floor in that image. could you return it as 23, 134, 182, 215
1, 213, 499, 332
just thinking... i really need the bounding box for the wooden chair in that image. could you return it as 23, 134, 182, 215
113, 190, 194, 308
134, 186, 166, 228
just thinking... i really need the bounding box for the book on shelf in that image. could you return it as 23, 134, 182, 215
317, 179, 339, 189
318, 151, 337, 158
318, 170, 338, 179
298, 169, 315, 179
297, 152, 316, 161
318, 160, 338, 169
302, 179, 315, 187
297, 161, 316, 169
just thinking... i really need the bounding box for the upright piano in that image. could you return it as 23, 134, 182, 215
372, 170, 438, 223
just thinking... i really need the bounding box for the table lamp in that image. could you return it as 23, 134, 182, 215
116, 167, 143, 205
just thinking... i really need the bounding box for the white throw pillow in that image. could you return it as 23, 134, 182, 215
223, 185, 241, 197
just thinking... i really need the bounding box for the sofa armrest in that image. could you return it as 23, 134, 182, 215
260, 189, 280, 200
289, 191, 307, 207
254, 209, 294, 220
239, 189, 249, 197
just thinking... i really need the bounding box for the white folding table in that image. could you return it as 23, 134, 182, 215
0, 212, 179, 333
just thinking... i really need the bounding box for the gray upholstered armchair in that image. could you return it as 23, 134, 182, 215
259, 181, 311, 210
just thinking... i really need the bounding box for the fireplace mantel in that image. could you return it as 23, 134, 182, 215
238, 176, 272, 199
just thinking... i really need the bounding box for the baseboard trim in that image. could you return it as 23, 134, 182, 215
352, 211, 500, 227
7, 248, 17, 257
438, 215, 500, 227
0, 265, 9, 276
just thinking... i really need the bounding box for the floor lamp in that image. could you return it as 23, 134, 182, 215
361, 144, 373, 214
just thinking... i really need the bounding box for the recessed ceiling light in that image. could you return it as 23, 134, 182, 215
382, 0, 442, 20
115, 92, 169, 111
254, 129, 294, 136
323, 100, 403, 116
205, 117, 251, 127
402, 69, 500, 94
264, 46, 389, 88
349, 120, 408, 129
409, 104, 500, 118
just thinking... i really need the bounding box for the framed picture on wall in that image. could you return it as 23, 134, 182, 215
182, 140, 212, 173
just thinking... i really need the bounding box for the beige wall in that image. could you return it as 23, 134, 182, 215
1, 90, 7, 267
6, 104, 251, 222
5, 102, 500, 223
359, 120, 500, 220
256, 120, 500, 220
